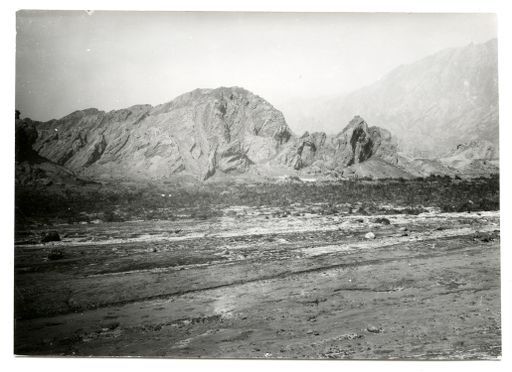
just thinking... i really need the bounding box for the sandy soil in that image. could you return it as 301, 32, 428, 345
14, 209, 501, 359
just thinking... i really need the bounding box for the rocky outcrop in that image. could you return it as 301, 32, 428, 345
277, 116, 399, 177
336, 116, 398, 166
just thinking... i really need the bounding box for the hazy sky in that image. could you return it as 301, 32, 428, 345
16, 11, 496, 131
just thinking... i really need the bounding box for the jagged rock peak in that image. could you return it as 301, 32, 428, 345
341, 115, 368, 134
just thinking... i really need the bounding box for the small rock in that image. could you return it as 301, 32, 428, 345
399, 227, 408, 232
339, 333, 363, 340
47, 248, 64, 260
473, 231, 496, 242
41, 231, 61, 243
365, 232, 376, 239
375, 217, 391, 225
100, 321, 120, 330
367, 326, 382, 333
67, 297, 79, 309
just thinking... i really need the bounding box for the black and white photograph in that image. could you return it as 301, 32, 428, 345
11, 7, 503, 361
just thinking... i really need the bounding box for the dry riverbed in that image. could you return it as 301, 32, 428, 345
14, 208, 501, 359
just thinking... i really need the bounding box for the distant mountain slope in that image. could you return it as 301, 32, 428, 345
310, 39, 498, 157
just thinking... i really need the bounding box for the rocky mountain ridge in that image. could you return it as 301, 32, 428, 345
16, 86, 498, 186
28, 87, 293, 182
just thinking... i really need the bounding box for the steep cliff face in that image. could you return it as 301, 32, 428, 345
32, 87, 293, 181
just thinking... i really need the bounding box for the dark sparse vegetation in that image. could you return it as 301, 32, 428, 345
15, 175, 499, 225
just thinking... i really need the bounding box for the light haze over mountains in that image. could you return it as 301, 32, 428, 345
15, 12, 499, 183
15, 39, 499, 184
16, 11, 496, 128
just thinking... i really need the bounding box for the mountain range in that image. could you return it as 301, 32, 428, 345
15, 39, 499, 185
285, 38, 498, 158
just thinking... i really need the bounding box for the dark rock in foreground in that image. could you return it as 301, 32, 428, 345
41, 231, 61, 243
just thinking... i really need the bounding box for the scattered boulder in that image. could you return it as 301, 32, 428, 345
367, 326, 382, 333
365, 232, 376, 239
473, 231, 498, 242
338, 333, 364, 341
41, 231, 61, 243
99, 321, 120, 331
374, 217, 391, 225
